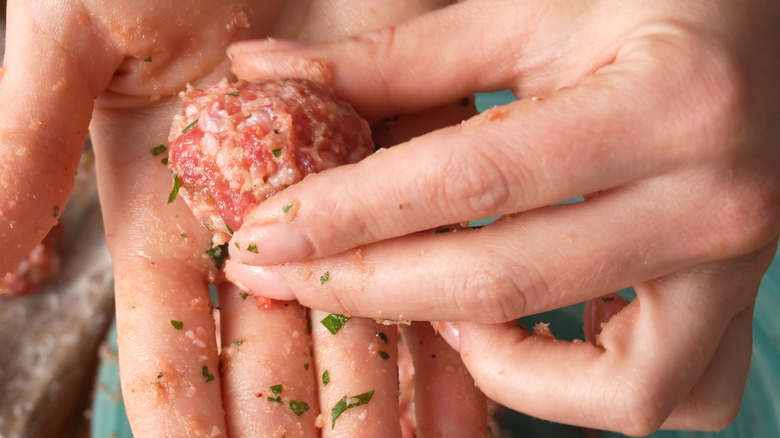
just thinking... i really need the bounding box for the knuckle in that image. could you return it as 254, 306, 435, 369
702, 170, 780, 257
434, 141, 515, 220
610, 385, 669, 436
448, 250, 531, 322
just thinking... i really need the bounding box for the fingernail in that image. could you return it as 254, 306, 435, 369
228, 38, 305, 58
224, 260, 296, 301
432, 321, 461, 352
230, 222, 313, 265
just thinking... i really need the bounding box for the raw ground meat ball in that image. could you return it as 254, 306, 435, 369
168, 77, 374, 245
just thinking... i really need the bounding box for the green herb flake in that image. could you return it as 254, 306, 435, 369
267, 395, 282, 404
282, 202, 294, 213
167, 174, 182, 204
247, 244, 258, 253
144, 56, 152, 62
182, 119, 199, 134
205, 242, 229, 270
151, 144, 167, 156
226, 91, 239, 97
239, 292, 249, 300
304, 363, 310, 371
320, 271, 330, 285
331, 390, 375, 429
233, 340, 244, 347
272, 148, 283, 157
375, 332, 389, 344
161, 157, 169, 165
435, 227, 451, 234
170, 320, 184, 330
289, 400, 310, 417
379, 351, 390, 360
225, 223, 234, 235
202, 365, 215, 383
322, 370, 330, 386
53, 205, 60, 218
270, 384, 283, 395
321, 313, 350, 335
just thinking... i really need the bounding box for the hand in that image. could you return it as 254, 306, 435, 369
0, 1, 492, 436
224, 0, 780, 434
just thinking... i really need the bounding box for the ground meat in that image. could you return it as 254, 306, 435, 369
168, 77, 374, 244
1, 222, 65, 296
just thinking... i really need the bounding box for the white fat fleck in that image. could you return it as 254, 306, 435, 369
202, 133, 221, 156
267, 167, 295, 188
185, 327, 208, 350
358, 410, 368, 421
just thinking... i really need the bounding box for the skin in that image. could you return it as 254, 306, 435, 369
0, 0, 479, 436
224, 0, 780, 434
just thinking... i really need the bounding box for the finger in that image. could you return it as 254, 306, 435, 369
0, 0, 121, 274
91, 99, 229, 435
229, 0, 624, 120
228, 31, 730, 271
226, 175, 751, 321
113, 256, 226, 436
310, 309, 402, 436
454, 253, 764, 435
219, 284, 319, 437
661, 303, 754, 431
401, 322, 490, 437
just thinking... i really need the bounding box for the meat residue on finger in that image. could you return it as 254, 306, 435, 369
583, 293, 631, 345
1, 222, 65, 296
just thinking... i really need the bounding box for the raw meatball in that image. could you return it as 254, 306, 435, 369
168, 77, 374, 244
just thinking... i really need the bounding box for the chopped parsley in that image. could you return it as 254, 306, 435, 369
289, 400, 310, 416
272, 148, 283, 157
304, 363, 310, 371
376, 332, 389, 344
202, 365, 215, 383
239, 292, 249, 300
170, 320, 183, 330
435, 227, 451, 234
233, 340, 244, 347
205, 242, 229, 270
247, 244, 258, 253
379, 351, 390, 360
144, 56, 152, 62
226, 91, 239, 96
167, 174, 182, 204
320, 271, 330, 285
151, 144, 167, 156
267, 384, 283, 403
331, 390, 375, 429
321, 313, 350, 335
182, 119, 199, 134
225, 223, 234, 235
282, 202, 294, 213
322, 370, 330, 386
161, 157, 169, 165
53, 205, 60, 218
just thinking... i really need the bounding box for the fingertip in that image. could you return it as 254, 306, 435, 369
228, 40, 333, 84
431, 321, 461, 352
223, 260, 296, 301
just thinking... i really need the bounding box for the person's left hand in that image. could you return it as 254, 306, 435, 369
1, 1, 491, 436
224, 0, 780, 434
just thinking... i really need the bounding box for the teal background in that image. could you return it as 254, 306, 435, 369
90, 92, 780, 437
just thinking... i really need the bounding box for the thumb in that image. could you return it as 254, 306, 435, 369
228, 0, 619, 120
0, 0, 121, 274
